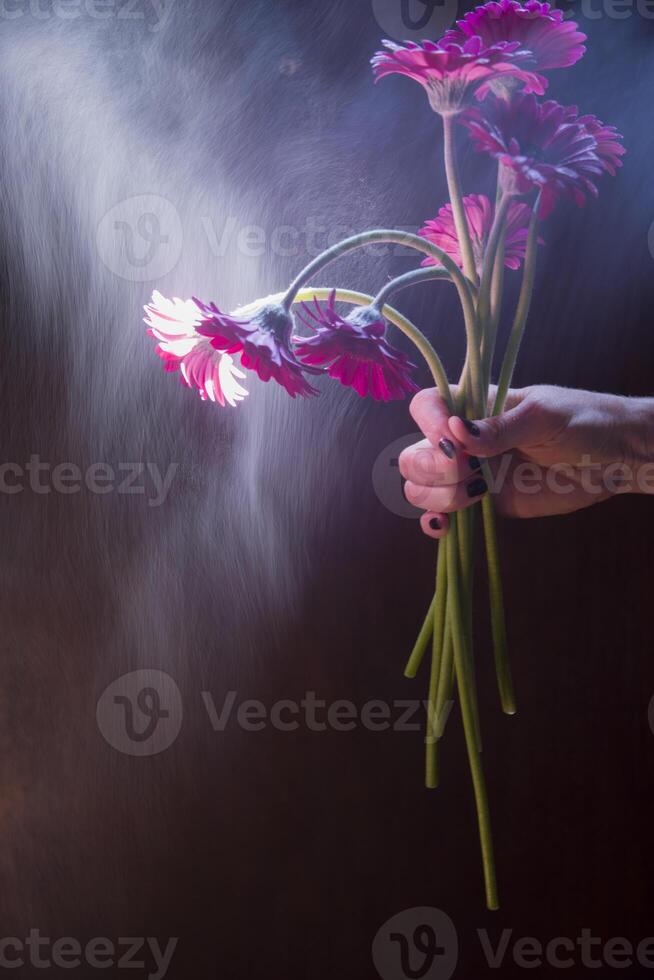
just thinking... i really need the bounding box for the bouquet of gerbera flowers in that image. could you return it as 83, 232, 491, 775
144, 0, 624, 909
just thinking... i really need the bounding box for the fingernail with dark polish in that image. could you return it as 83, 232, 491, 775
462, 419, 481, 437
468, 456, 481, 471
429, 517, 442, 531
467, 478, 488, 499
439, 437, 455, 459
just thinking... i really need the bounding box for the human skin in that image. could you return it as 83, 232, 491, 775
399, 385, 654, 539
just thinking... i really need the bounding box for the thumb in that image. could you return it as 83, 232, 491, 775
447, 397, 541, 457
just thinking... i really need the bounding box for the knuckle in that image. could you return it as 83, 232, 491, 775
412, 447, 441, 484
404, 480, 431, 508
484, 416, 507, 443
433, 485, 457, 512
400, 444, 447, 485
398, 446, 415, 480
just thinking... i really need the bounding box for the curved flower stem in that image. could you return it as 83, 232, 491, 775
405, 594, 435, 679
281, 229, 480, 403
373, 267, 454, 308
442, 114, 478, 287
283, 230, 476, 309
494, 194, 542, 415
447, 522, 499, 911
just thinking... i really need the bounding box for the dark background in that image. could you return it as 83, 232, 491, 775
0, 1, 653, 977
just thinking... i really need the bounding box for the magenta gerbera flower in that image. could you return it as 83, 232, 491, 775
444, 1, 586, 81
461, 93, 624, 211
569, 112, 626, 177
371, 36, 545, 115
419, 194, 543, 275
144, 291, 248, 406
294, 293, 419, 401
194, 298, 319, 399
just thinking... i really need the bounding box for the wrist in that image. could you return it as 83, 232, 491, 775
620, 396, 654, 495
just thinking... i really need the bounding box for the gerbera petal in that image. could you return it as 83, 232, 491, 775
295, 299, 417, 401
461, 93, 624, 212
420, 193, 540, 274
372, 35, 543, 114
443, 0, 586, 71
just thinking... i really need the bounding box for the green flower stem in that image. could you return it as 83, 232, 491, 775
459, 304, 484, 420
447, 522, 499, 911
373, 267, 455, 309
461, 506, 476, 645
292, 286, 452, 407
434, 606, 455, 748
440, 120, 485, 414
487, 166, 506, 368
472, 196, 519, 717
425, 543, 449, 788
494, 194, 542, 415
477, 195, 513, 380
442, 113, 478, 286
282, 230, 479, 408
484, 224, 508, 389
477, 199, 542, 716
456, 509, 483, 753
405, 594, 435, 679
283, 230, 476, 312
426, 609, 452, 789
481, 491, 516, 715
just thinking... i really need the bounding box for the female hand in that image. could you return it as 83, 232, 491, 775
398, 384, 654, 539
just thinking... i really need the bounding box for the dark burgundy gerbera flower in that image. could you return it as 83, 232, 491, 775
194, 298, 319, 399
371, 36, 544, 115
419, 193, 543, 275
461, 93, 624, 211
295, 293, 419, 401
443, 0, 586, 82
568, 111, 626, 177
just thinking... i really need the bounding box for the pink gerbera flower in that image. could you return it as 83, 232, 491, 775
194, 298, 320, 399
444, 1, 586, 82
295, 293, 419, 401
462, 93, 624, 211
371, 36, 544, 115
144, 291, 248, 406
419, 194, 543, 275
